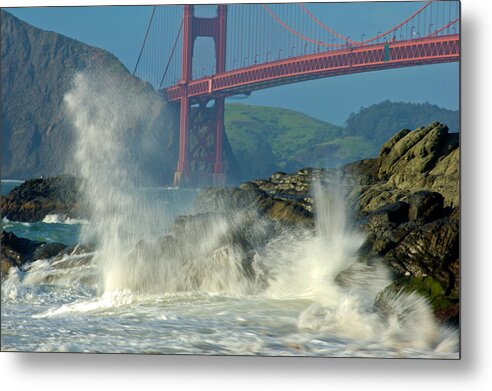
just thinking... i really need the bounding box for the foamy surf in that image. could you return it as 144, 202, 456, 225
42, 214, 88, 225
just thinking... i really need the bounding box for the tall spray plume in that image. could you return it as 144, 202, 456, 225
64, 71, 174, 292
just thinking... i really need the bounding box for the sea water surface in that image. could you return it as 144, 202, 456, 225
1, 180, 458, 358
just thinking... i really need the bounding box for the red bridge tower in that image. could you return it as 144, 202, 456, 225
174, 4, 227, 187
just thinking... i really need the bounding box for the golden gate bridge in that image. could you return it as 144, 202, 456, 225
133, 1, 460, 187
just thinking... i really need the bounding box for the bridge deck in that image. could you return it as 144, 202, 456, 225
166, 34, 459, 103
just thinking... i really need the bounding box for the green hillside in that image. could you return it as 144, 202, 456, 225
224, 102, 459, 182
225, 104, 373, 181
225, 104, 346, 180
344, 100, 460, 145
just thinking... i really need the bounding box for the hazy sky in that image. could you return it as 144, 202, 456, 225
7, 2, 459, 125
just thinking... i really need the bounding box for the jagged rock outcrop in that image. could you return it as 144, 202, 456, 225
375, 122, 459, 207
1, 175, 82, 222
347, 122, 459, 212
0, 230, 95, 280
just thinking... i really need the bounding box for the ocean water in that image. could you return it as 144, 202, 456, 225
1, 181, 196, 246
1, 179, 458, 358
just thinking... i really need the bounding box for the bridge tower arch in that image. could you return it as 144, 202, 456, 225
174, 4, 227, 187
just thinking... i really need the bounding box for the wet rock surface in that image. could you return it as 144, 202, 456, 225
1, 175, 82, 222
0, 230, 67, 277
1, 229, 95, 279
193, 122, 460, 323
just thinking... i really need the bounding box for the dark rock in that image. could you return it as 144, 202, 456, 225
384, 218, 459, 294
1, 230, 76, 277
362, 204, 412, 255
404, 191, 444, 222
297, 167, 316, 176
0, 231, 65, 277
1, 231, 43, 271
1, 175, 82, 222
386, 224, 413, 244
47, 243, 95, 269
258, 197, 313, 226
193, 186, 267, 214
341, 158, 379, 186
365, 201, 410, 226
32, 242, 68, 261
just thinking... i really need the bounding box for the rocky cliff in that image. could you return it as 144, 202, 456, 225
1, 10, 174, 181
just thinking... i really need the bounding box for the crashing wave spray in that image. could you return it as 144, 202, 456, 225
264, 180, 387, 305
64, 71, 171, 293
63, 70, 264, 296
283, 180, 458, 352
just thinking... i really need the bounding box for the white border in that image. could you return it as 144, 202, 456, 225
2, 0, 491, 390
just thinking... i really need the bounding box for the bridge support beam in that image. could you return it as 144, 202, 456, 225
213, 97, 225, 186
173, 4, 227, 187
173, 92, 190, 187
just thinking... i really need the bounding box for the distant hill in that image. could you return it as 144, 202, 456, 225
344, 100, 459, 144
225, 104, 345, 181
0, 10, 239, 184
224, 101, 459, 181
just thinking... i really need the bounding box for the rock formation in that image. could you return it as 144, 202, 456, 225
1, 175, 81, 222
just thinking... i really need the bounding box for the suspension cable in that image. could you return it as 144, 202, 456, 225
159, 18, 183, 89
133, 6, 157, 76
268, 1, 437, 49
298, 4, 355, 44
355, 0, 435, 45
428, 17, 460, 37
261, 4, 344, 48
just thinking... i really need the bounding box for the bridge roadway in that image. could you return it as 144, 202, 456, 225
165, 34, 459, 103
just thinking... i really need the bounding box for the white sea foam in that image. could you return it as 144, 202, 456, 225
34, 290, 135, 318
42, 214, 88, 225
